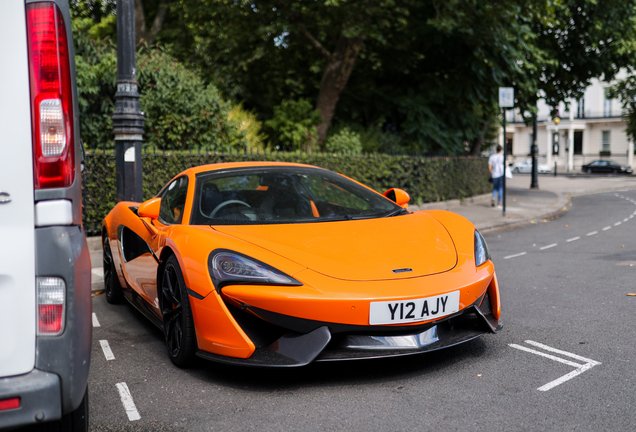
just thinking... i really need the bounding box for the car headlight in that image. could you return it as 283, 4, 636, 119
474, 229, 490, 267
208, 249, 301, 291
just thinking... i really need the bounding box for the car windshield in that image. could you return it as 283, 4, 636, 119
189, 166, 403, 225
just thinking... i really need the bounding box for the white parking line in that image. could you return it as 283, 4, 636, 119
509, 340, 601, 392
116, 382, 141, 421
92, 313, 100, 327
566, 237, 580, 242
586, 231, 598, 236
504, 252, 527, 260
540, 243, 557, 250
614, 222, 622, 226
602, 226, 611, 231
99, 340, 115, 361
624, 218, 629, 222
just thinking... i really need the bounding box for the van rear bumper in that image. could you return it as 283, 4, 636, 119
0, 369, 62, 429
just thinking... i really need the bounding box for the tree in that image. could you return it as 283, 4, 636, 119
174, 0, 409, 148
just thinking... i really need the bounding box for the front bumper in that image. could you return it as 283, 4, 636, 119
196, 291, 501, 367
0, 369, 61, 429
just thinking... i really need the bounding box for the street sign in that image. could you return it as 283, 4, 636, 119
499, 87, 514, 107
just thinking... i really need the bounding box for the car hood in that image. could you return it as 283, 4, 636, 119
213, 212, 457, 281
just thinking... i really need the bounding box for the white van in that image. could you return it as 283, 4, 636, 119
0, 0, 92, 430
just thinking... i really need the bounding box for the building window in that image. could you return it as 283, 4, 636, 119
603, 90, 612, 117
577, 98, 585, 118
602, 130, 611, 152
574, 131, 583, 155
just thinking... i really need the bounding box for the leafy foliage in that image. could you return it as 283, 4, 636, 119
264, 99, 322, 150
138, 47, 246, 152
72, 16, 245, 153
82, 153, 489, 234
73, 17, 117, 152
325, 127, 362, 153
608, 75, 636, 143
228, 104, 268, 152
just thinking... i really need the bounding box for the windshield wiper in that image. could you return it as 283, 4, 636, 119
384, 208, 409, 217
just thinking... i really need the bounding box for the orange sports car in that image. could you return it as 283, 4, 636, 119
102, 162, 501, 367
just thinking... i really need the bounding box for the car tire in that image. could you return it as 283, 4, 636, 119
586, 168, 592, 174
160, 255, 197, 367
103, 237, 124, 304
513, 167, 520, 173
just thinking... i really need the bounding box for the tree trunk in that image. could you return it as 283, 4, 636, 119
134, 0, 169, 45
469, 116, 493, 155
314, 35, 364, 147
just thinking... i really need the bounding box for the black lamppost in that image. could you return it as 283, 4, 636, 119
530, 114, 539, 189
113, 0, 144, 202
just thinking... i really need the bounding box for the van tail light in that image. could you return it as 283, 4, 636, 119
37, 277, 65, 335
26, 2, 75, 189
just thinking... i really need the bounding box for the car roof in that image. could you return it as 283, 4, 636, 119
181, 161, 329, 177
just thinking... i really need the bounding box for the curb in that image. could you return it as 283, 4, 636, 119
477, 191, 570, 232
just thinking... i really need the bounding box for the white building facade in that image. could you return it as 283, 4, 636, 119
501, 72, 633, 172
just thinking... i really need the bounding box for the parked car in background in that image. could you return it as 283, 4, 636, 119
581, 160, 633, 174
511, 160, 552, 174
0, 0, 92, 430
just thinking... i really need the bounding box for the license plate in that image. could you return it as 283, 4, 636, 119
369, 291, 460, 325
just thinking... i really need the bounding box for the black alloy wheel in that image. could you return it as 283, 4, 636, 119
103, 237, 124, 304
161, 255, 197, 367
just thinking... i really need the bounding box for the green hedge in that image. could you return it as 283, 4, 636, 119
82, 152, 490, 235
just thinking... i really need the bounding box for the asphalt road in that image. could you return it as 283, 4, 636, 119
88, 190, 636, 431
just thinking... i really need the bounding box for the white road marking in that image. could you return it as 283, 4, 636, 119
624, 218, 629, 222
586, 231, 598, 236
92, 313, 100, 327
99, 340, 115, 361
509, 340, 601, 392
116, 382, 141, 421
614, 222, 622, 226
540, 243, 557, 250
504, 252, 527, 259
602, 226, 611, 231
566, 237, 580, 242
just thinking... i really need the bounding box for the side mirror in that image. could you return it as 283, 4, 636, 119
138, 197, 161, 220
383, 188, 410, 209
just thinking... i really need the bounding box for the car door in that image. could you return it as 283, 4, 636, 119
0, 0, 37, 377
118, 176, 189, 312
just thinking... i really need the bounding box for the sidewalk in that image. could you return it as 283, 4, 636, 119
409, 173, 636, 231
87, 173, 636, 291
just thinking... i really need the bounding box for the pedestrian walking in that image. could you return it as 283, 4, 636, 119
489, 145, 504, 207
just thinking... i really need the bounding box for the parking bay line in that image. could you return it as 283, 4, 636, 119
99, 340, 115, 361
509, 340, 601, 392
602, 226, 612, 231
566, 236, 580, 242
504, 252, 527, 260
586, 231, 598, 236
92, 313, 100, 327
540, 243, 557, 250
116, 382, 141, 421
